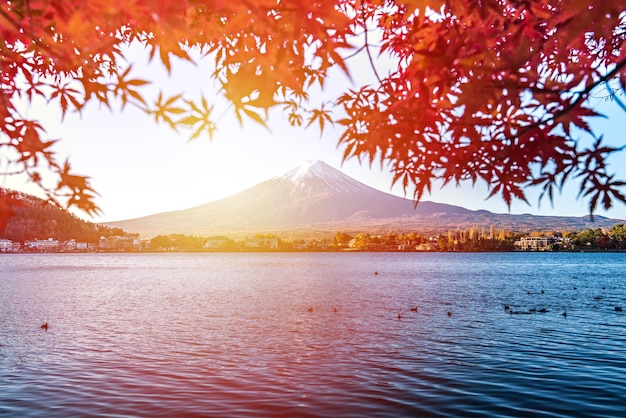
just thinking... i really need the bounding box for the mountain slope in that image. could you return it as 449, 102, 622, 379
0, 188, 113, 242
108, 160, 624, 237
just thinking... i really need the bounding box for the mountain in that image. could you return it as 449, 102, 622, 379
107, 160, 624, 238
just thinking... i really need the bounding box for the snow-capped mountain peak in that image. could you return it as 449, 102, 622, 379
277, 160, 376, 194
281, 160, 330, 181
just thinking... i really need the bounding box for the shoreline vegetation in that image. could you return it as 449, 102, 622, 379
2, 189, 625, 254
2, 224, 625, 253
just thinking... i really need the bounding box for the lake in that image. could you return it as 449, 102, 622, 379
1, 252, 625, 417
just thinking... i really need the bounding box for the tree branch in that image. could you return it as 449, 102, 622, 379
359, 4, 382, 84
541, 58, 626, 128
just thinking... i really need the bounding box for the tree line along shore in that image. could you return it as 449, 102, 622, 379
3, 190, 625, 253
2, 224, 626, 253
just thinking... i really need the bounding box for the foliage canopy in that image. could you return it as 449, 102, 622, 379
1, 0, 625, 230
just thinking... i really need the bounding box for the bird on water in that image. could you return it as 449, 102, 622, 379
41, 322, 48, 331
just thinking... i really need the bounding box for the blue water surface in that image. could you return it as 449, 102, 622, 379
1, 252, 625, 417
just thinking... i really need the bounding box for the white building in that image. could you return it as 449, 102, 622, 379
515, 236, 551, 251
25, 238, 61, 252
243, 237, 279, 250
99, 235, 141, 251
204, 237, 230, 249
62, 239, 89, 252
0, 239, 14, 252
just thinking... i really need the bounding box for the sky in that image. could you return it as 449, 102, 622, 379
4, 43, 626, 224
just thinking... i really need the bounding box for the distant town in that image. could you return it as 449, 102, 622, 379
2, 223, 625, 253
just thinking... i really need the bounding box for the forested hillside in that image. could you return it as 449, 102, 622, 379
0, 189, 123, 243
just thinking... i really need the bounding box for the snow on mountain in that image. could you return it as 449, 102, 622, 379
277, 160, 378, 195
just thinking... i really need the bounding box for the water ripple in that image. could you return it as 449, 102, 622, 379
1, 252, 625, 417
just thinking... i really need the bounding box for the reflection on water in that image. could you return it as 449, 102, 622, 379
1, 252, 625, 417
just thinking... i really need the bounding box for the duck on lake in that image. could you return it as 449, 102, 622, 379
40, 322, 48, 331
509, 310, 533, 315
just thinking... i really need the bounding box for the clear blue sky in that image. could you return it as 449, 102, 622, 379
5, 44, 626, 223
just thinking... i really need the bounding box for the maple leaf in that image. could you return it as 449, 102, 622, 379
114, 66, 150, 109
556, 104, 602, 136
149, 92, 185, 131
14, 120, 57, 166
240, 107, 268, 128
181, 97, 217, 141
288, 112, 303, 127
48, 82, 83, 117
55, 160, 101, 216
20, 69, 46, 101
580, 173, 626, 218
305, 104, 334, 134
